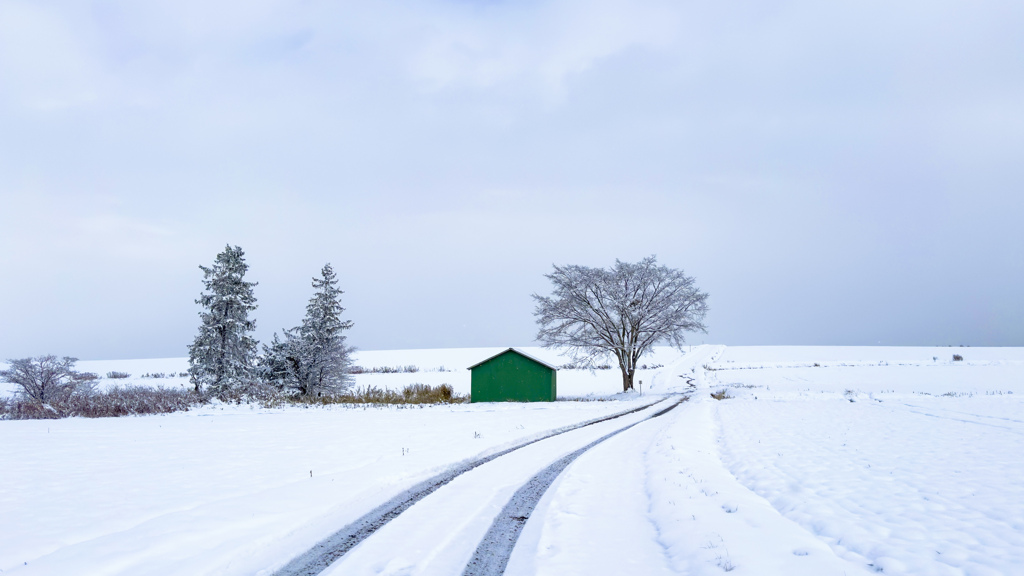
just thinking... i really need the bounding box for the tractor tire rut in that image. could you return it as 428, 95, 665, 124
272, 397, 671, 576
461, 398, 686, 576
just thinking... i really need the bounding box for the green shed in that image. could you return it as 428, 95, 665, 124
468, 348, 557, 403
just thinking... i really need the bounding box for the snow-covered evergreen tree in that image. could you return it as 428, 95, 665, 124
299, 263, 354, 395
258, 331, 295, 387
261, 263, 353, 396
188, 245, 259, 396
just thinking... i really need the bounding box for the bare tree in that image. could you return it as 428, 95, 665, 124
533, 256, 709, 392
0, 356, 93, 404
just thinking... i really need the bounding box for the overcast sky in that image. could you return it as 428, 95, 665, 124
1, 0, 1022, 360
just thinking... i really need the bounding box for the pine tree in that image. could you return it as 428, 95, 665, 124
261, 263, 353, 396
259, 331, 295, 388
298, 263, 354, 395
188, 245, 259, 396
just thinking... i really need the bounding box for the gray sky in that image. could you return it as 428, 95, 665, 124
1, 0, 1022, 360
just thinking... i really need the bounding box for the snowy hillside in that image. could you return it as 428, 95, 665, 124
2, 345, 1022, 575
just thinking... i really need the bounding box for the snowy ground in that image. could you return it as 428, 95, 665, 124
701, 346, 1024, 575
2, 345, 1023, 575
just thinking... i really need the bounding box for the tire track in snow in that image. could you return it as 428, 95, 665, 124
271, 398, 670, 576
872, 401, 1024, 436
460, 397, 687, 576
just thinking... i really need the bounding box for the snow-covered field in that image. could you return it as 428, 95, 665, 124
2, 345, 1023, 575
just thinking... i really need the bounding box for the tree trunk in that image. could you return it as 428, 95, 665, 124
620, 366, 634, 392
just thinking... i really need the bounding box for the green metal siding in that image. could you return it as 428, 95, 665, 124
470, 350, 556, 402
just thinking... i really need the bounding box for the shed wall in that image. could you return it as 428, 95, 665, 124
470, 351, 556, 402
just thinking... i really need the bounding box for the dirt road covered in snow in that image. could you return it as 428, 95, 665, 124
273, 396, 672, 576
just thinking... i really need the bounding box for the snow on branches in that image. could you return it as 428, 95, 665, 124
261, 263, 354, 397
533, 256, 708, 392
188, 245, 259, 396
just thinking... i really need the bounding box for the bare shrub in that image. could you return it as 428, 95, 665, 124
106, 371, 131, 379
67, 386, 204, 417
348, 365, 421, 374
953, 354, 963, 362
710, 389, 732, 400
0, 385, 206, 420
402, 383, 458, 403
2, 400, 63, 419
1, 356, 92, 404
293, 383, 467, 406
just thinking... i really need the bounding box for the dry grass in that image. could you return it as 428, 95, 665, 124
1, 385, 204, 419
1, 381, 467, 419
710, 389, 732, 401
291, 383, 467, 406
348, 365, 421, 374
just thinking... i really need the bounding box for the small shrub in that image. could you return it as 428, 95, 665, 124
347, 365, 421, 374
0, 385, 206, 419
710, 389, 732, 400
292, 383, 467, 406
2, 400, 62, 419
70, 386, 205, 417
953, 354, 963, 362
106, 371, 131, 379
402, 383, 458, 403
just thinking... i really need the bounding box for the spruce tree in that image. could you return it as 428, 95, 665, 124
261, 263, 353, 396
188, 245, 259, 396
298, 263, 354, 395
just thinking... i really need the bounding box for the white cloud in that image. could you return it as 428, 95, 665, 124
407, 0, 682, 101
0, 2, 103, 109
0, 0, 1022, 358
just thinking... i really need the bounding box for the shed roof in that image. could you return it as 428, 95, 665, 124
466, 348, 559, 371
